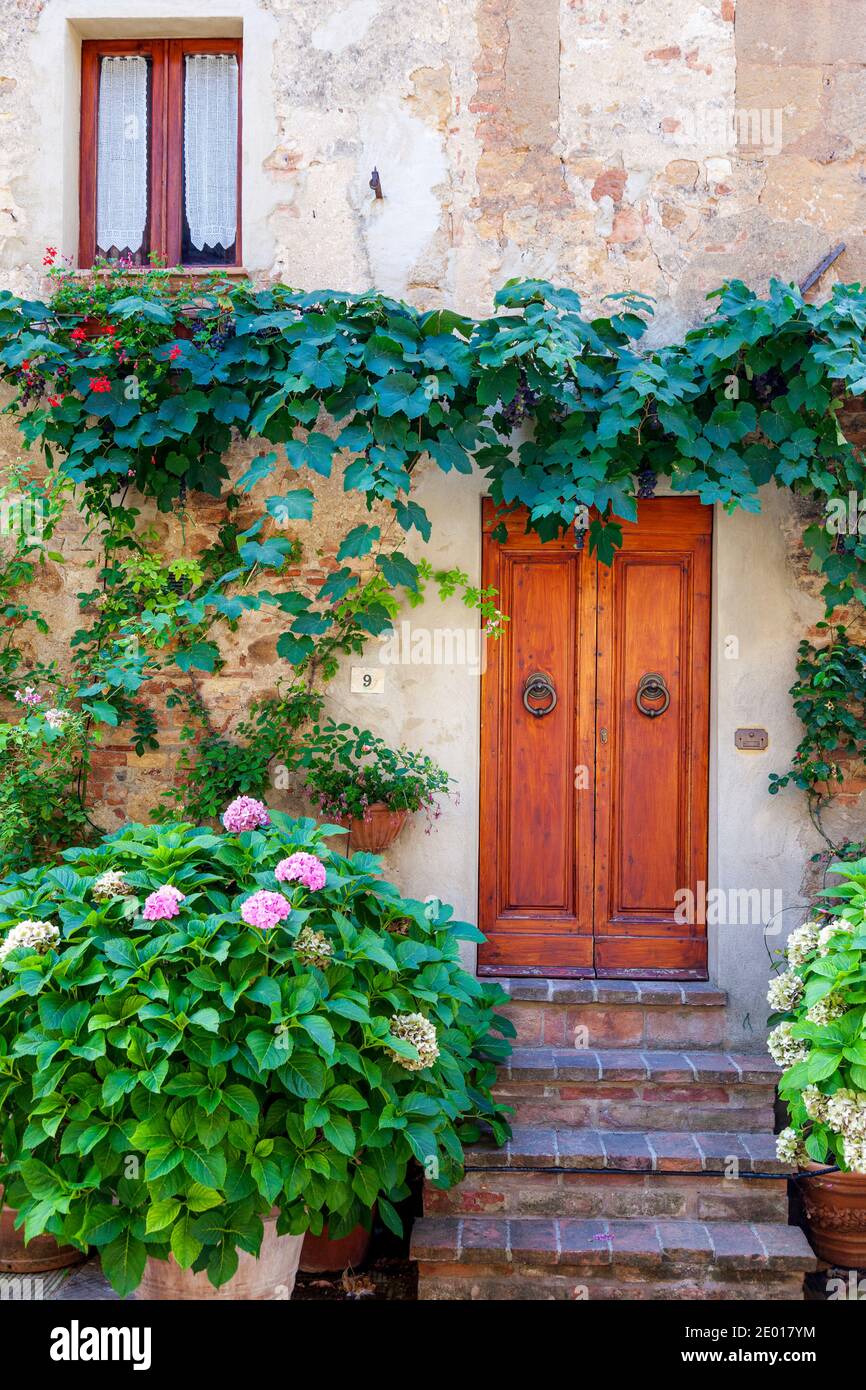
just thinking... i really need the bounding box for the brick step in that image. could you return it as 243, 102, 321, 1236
426, 1128, 790, 1222
497, 978, 728, 1049
412, 1216, 815, 1301
495, 1049, 776, 1131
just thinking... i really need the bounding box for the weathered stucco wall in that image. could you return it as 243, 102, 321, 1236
1, 1, 865, 1044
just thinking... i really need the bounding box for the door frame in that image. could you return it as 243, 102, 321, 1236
476, 496, 712, 980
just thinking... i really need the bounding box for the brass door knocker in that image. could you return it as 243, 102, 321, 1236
523, 671, 557, 718
635, 671, 670, 719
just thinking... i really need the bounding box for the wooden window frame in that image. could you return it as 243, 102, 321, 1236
79, 37, 243, 270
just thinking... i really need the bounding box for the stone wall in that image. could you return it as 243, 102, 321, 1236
0, 1, 865, 1033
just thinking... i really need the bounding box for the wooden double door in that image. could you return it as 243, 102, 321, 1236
478, 497, 712, 979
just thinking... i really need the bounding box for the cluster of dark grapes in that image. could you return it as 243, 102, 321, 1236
751, 365, 786, 403
637, 468, 658, 498
17, 364, 45, 407
499, 371, 539, 427
189, 313, 236, 352
208, 314, 236, 353
834, 532, 861, 555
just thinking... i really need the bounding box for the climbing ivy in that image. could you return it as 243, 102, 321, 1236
1, 264, 866, 829
769, 624, 866, 822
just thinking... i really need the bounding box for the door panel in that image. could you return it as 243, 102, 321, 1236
594, 502, 711, 977
478, 496, 711, 979
478, 505, 595, 974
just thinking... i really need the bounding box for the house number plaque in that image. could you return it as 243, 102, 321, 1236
734, 727, 769, 751
350, 667, 385, 694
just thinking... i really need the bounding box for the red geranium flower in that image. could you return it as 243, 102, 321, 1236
167, 346, 182, 361
47, 395, 63, 407
71, 327, 86, 342
88, 376, 112, 394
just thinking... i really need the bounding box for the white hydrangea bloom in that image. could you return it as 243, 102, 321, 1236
826, 1089, 866, 1142
294, 926, 333, 971
92, 869, 133, 899
776, 1127, 806, 1165
0, 919, 60, 967
805, 992, 847, 1027
785, 921, 820, 967
767, 969, 804, 1012
803, 1086, 829, 1122
842, 1137, 866, 1174
387, 1012, 440, 1071
767, 1022, 809, 1069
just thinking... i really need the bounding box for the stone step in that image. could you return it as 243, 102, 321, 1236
426, 1128, 790, 1222
495, 1049, 777, 1131
497, 978, 728, 1049
412, 1216, 815, 1301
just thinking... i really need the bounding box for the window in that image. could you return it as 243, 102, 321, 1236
79, 38, 242, 269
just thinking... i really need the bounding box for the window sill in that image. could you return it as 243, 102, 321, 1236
70, 266, 250, 279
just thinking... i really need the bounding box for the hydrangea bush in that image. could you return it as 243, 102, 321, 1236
767, 858, 866, 1173
0, 810, 512, 1295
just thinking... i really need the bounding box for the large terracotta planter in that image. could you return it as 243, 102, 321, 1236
339, 803, 409, 854
0, 1187, 86, 1274
800, 1163, 866, 1266
300, 1222, 372, 1274
134, 1211, 304, 1300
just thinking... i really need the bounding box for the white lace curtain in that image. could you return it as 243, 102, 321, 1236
184, 54, 238, 252
96, 56, 148, 255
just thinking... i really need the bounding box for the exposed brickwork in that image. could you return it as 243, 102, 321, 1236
471, 0, 570, 247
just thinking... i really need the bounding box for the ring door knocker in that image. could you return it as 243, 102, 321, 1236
523, 671, 558, 718
635, 671, 671, 719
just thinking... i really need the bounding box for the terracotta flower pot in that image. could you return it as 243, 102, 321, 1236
339, 803, 409, 854
800, 1163, 866, 1266
134, 1211, 304, 1300
299, 1222, 372, 1274
0, 1186, 86, 1274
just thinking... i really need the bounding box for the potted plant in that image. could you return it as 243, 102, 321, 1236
767, 856, 866, 1265
301, 722, 454, 853
0, 800, 510, 1298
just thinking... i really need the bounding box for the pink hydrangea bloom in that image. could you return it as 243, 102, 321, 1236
142, 884, 185, 921
240, 890, 292, 931
275, 852, 327, 891
222, 796, 271, 832
14, 686, 41, 706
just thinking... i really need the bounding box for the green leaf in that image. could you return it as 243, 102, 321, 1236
279, 1051, 327, 1099
101, 1231, 147, 1298
207, 1241, 239, 1289
376, 551, 419, 591
183, 1147, 227, 1190
169, 1216, 203, 1269
237, 452, 278, 492
189, 1007, 221, 1033
222, 1083, 259, 1124
146, 1198, 181, 1234
284, 432, 337, 476
323, 1113, 356, 1156
377, 1196, 403, 1237
102, 1069, 139, 1106
337, 524, 380, 560
175, 642, 221, 674
83, 700, 119, 726
266, 490, 315, 523
299, 1014, 335, 1056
